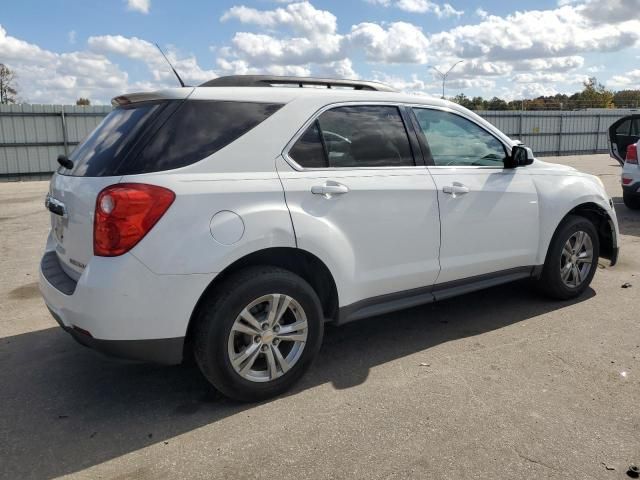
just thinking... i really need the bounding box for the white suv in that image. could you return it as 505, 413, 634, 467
608, 114, 640, 209
40, 76, 619, 401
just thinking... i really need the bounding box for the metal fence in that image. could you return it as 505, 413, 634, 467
0, 104, 638, 179
0, 104, 111, 179
477, 109, 637, 157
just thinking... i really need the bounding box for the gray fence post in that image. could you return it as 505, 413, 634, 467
558, 113, 563, 156
60, 106, 69, 156
518, 112, 523, 140
595, 115, 602, 153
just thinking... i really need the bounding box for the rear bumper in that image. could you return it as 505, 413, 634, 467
48, 306, 184, 364
39, 233, 215, 365
622, 182, 640, 195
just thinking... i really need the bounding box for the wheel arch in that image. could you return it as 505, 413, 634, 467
546, 202, 617, 268
184, 247, 339, 352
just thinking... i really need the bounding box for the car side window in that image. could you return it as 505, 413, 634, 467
631, 119, 640, 137
413, 108, 506, 167
288, 105, 414, 168
616, 119, 631, 136
288, 120, 327, 168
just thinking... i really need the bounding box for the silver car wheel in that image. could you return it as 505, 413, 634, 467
227, 294, 308, 383
560, 230, 594, 288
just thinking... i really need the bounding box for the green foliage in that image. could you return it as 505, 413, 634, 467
613, 90, 640, 108
76, 97, 91, 106
450, 77, 635, 110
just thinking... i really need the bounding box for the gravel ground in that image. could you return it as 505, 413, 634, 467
0, 154, 638, 480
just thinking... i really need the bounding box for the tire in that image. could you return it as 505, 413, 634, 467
536, 215, 600, 300
623, 192, 640, 210
193, 266, 324, 402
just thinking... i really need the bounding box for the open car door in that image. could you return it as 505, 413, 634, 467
609, 114, 640, 165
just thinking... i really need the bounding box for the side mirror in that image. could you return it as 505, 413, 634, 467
504, 145, 534, 169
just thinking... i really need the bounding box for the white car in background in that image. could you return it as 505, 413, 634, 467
40, 75, 619, 401
609, 114, 640, 209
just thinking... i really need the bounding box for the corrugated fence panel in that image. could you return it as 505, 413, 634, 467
0, 104, 111, 179
477, 109, 637, 156
0, 104, 638, 178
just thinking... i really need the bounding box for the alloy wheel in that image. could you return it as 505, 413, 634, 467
559, 230, 594, 288
227, 294, 308, 383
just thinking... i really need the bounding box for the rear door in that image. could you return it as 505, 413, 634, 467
277, 104, 441, 307
609, 115, 640, 165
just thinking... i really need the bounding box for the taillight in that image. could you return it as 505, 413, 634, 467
94, 183, 175, 257
626, 144, 638, 164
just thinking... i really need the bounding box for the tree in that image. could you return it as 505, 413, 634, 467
613, 90, 640, 108
450, 93, 475, 110
487, 96, 508, 110
575, 77, 614, 109
76, 97, 91, 106
0, 64, 18, 104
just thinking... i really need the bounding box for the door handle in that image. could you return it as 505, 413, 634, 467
311, 182, 349, 197
442, 182, 469, 197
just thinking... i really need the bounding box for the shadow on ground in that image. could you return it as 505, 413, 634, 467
0, 282, 594, 480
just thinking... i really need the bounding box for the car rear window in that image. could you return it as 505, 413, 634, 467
61, 100, 283, 177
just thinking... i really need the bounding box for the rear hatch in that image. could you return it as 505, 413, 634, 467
48, 97, 181, 279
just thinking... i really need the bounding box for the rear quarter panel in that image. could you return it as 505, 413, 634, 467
122, 170, 296, 275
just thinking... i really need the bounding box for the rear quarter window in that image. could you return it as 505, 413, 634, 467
61, 100, 283, 177
123, 101, 282, 175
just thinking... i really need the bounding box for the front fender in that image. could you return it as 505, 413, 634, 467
533, 173, 618, 265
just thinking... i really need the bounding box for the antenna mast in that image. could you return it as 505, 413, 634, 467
154, 43, 186, 88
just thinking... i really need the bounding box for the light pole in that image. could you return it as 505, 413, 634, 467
430, 60, 463, 99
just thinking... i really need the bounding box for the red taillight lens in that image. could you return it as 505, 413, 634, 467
626, 144, 638, 164
94, 183, 175, 257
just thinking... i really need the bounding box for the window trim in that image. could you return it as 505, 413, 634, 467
283, 102, 424, 171
282, 101, 513, 171
411, 105, 510, 170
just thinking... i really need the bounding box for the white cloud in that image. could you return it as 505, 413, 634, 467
512, 56, 585, 72
429, 5, 640, 62
347, 22, 430, 63
126, 0, 150, 14
608, 69, 640, 89
511, 71, 587, 85
88, 35, 217, 85
0, 25, 128, 104
497, 83, 560, 102
368, 0, 464, 18
221, 2, 337, 37
579, 0, 640, 25
3, 0, 640, 104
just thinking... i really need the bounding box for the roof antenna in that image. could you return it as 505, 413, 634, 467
154, 43, 186, 87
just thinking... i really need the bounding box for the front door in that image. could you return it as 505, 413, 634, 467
277, 104, 441, 307
412, 107, 540, 284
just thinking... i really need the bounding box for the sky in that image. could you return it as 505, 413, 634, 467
1, 0, 639, 104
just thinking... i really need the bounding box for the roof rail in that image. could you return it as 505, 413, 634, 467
199, 75, 397, 92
